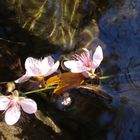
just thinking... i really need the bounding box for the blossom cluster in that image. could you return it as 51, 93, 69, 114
0, 46, 103, 125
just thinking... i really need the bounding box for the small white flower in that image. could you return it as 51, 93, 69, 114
64, 46, 103, 78
0, 91, 37, 125
15, 56, 59, 83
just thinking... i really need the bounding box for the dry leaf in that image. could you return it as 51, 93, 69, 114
46, 72, 85, 94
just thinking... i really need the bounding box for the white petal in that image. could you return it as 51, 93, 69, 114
64, 60, 86, 73
23, 56, 59, 77
40, 56, 59, 76
20, 98, 37, 114
39, 56, 53, 75
44, 61, 60, 76
25, 56, 57, 77
92, 46, 103, 68
0, 96, 10, 110
25, 57, 38, 70
5, 105, 21, 125
15, 75, 30, 83
41, 56, 54, 67
25, 57, 41, 76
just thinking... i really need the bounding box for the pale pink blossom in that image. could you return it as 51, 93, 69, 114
15, 56, 59, 83
0, 92, 37, 125
64, 46, 103, 78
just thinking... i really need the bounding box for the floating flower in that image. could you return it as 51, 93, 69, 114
0, 91, 37, 125
64, 46, 103, 78
15, 56, 59, 83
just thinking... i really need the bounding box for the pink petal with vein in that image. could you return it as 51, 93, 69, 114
20, 99, 37, 114
5, 105, 21, 125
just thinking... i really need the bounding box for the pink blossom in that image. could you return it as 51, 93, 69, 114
64, 46, 103, 78
15, 56, 60, 83
0, 92, 37, 125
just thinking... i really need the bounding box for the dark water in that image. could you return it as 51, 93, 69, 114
98, 0, 140, 139
0, 0, 140, 140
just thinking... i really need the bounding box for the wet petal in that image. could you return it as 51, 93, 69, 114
0, 96, 10, 110
5, 105, 21, 125
15, 75, 30, 83
44, 61, 60, 76
64, 60, 86, 73
92, 46, 103, 68
20, 98, 37, 114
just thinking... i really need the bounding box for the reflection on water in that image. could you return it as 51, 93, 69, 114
0, 0, 140, 140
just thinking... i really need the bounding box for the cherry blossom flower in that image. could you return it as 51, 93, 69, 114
0, 91, 37, 125
64, 46, 103, 78
15, 56, 59, 83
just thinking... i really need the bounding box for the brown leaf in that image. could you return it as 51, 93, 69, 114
46, 72, 85, 94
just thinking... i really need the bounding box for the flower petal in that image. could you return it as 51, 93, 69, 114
39, 56, 55, 75
44, 61, 60, 76
5, 105, 21, 125
0, 96, 10, 110
92, 46, 103, 69
25, 56, 58, 77
41, 56, 55, 67
82, 48, 91, 60
39, 57, 52, 75
25, 57, 41, 76
25, 57, 38, 70
20, 98, 37, 114
64, 60, 86, 73
15, 75, 30, 83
